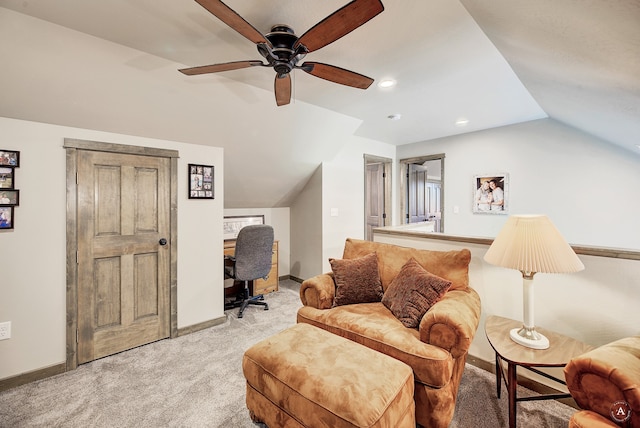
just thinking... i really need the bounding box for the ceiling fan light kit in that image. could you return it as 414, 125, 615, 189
179, 0, 385, 106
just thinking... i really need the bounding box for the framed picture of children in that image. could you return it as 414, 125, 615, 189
473, 174, 508, 214
188, 163, 214, 199
0, 168, 13, 189
0, 190, 19, 206
0, 206, 13, 229
0, 150, 19, 167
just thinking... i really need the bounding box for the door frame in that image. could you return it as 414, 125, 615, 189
364, 154, 392, 240
400, 153, 445, 231
64, 138, 179, 371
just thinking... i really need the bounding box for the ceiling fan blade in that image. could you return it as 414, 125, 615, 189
294, 0, 384, 53
274, 74, 292, 106
194, 0, 269, 45
179, 60, 264, 75
300, 62, 374, 89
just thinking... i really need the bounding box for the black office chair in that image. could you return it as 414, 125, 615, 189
224, 224, 274, 318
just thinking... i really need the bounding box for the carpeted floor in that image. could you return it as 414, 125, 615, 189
0, 280, 576, 427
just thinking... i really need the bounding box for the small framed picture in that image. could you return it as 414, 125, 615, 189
188, 164, 214, 199
0, 168, 14, 189
473, 173, 508, 214
0, 150, 19, 167
0, 190, 19, 206
0, 206, 13, 229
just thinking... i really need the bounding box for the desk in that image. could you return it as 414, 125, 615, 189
223, 240, 278, 296
485, 315, 593, 428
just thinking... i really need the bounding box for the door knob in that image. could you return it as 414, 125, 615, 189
159, 238, 168, 246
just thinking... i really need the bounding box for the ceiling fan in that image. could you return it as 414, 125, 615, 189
179, 0, 384, 106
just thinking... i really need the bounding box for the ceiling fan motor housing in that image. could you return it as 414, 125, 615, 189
262, 25, 304, 75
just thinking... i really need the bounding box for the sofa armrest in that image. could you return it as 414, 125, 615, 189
564, 336, 640, 427
299, 273, 336, 309
419, 287, 481, 359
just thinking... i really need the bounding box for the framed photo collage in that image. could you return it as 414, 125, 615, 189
0, 149, 19, 230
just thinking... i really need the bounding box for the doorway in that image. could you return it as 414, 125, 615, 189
364, 155, 392, 241
400, 154, 445, 232
64, 139, 179, 370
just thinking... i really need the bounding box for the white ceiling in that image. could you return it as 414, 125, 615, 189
0, 0, 638, 207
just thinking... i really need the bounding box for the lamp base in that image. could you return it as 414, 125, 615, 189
509, 327, 549, 350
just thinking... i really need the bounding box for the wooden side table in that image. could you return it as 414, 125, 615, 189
484, 315, 593, 428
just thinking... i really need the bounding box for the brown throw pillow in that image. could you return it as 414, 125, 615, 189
382, 258, 452, 328
330, 252, 383, 307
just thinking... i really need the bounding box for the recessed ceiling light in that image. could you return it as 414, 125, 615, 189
455, 118, 469, 127
387, 113, 402, 121
378, 79, 396, 88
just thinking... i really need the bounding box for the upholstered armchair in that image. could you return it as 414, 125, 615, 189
297, 238, 482, 428
564, 336, 640, 427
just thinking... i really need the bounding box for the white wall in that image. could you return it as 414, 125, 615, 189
223, 207, 290, 277
397, 118, 640, 250
320, 138, 397, 273
290, 135, 397, 280
290, 166, 323, 280
0, 117, 224, 380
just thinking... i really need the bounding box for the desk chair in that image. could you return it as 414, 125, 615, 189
224, 224, 274, 318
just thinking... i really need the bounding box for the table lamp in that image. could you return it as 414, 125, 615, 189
484, 215, 584, 349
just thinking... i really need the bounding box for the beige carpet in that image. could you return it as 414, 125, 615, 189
0, 280, 575, 427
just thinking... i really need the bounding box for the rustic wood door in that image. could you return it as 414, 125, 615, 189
76, 150, 171, 364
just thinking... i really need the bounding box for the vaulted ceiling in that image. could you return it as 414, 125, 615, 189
1, 0, 638, 207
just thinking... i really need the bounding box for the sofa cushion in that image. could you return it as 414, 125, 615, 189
330, 252, 384, 307
297, 303, 454, 388
382, 258, 452, 328
342, 238, 470, 291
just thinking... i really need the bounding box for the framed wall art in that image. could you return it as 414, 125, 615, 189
188, 163, 214, 199
0, 150, 19, 167
223, 215, 264, 241
0, 206, 13, 229
473, 173, 509, 214
0, 190, 19, 206
0, 168, 13, 189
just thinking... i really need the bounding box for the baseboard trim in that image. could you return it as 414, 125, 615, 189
288, 276, 304, 283
466, 354, 494, 373
177, 315, 227, 336
465, 355, 580, 410
0, 363, 66, 393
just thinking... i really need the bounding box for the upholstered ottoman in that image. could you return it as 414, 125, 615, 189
242, 323, 415, 428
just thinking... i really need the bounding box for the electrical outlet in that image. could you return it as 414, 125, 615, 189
0, 321, 11, 340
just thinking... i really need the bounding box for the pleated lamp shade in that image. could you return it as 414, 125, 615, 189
484, 215, 585, 274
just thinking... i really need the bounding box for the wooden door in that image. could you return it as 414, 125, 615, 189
408, 163, 428, 223
365, 163, 385, 240
76, 150, 171, 364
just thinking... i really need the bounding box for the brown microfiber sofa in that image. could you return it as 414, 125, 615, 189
297, 238, 482, 428
564, 336, 640, 428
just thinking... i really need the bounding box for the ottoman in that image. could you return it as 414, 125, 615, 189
242, 323, 415, 428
